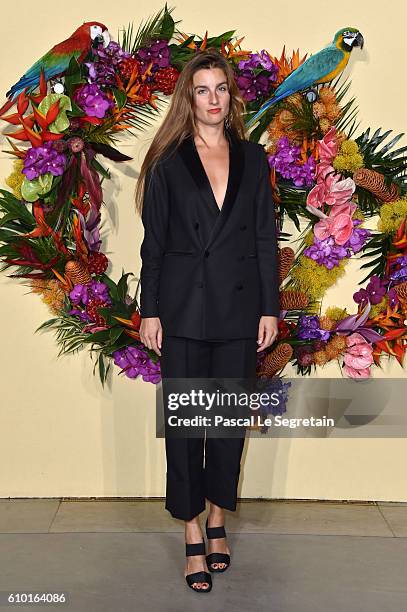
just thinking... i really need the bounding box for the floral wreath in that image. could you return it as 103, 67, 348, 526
0, 7, 406, 392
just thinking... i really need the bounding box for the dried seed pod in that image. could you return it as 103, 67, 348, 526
353, 168, 399, 203
258, 342, 293, 378
395, 282, 407, 302
279, 289, 309, 310
65, 260, 92, 285
278, 246, 295, 285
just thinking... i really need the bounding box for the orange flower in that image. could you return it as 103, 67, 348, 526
268, 47, 308, 85
173, 31, 251, 60
113, 313, 141, 341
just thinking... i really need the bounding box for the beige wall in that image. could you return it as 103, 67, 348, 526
1, 0, 406, 500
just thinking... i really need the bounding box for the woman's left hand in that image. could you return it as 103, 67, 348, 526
257, 315, 279, 352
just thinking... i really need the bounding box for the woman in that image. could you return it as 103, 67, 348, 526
135, 48, 280, 593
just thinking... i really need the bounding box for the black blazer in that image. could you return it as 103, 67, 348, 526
139, 128, 280, 340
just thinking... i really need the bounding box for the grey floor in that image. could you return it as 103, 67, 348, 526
0, 499, 406, 611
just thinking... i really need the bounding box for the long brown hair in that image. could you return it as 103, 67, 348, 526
134, 47, 248, 216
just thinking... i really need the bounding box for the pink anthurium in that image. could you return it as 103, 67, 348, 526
307, 201, 357, 245
326, 174, 356, 206
343, 332, 374, 378
318, 126, 338, 164
314, 212, 354, 245
307, 170, 356, 209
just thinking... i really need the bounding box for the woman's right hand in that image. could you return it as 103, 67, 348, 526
139, 317, 163, 356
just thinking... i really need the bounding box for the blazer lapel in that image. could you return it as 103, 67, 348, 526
177, 129, 245, 249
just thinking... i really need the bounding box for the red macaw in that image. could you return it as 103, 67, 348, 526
0, 22, 110, 115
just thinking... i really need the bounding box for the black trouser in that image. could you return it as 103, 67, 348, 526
160, 334, 258, 521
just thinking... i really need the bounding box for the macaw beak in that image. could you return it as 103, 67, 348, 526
102, 30, 111, 47
92, 30, 110, 49
92, 35, 102, 49
355, 32, 364, 49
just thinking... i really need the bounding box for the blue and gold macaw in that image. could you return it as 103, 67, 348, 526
246, 27, 364, 128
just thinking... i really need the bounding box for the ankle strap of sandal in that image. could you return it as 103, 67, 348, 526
206, 524, 226, 539
186, 541, 206, 556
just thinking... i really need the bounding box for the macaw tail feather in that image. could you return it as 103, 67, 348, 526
6, 68, 63, 99
6, 80, 38, 100
6, 53, 73, 99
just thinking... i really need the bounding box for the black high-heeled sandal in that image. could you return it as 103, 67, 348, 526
205, 517, 231, 573
185, 541, 213, 593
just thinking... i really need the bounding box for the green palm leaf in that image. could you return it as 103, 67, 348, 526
118, 4, 177, 54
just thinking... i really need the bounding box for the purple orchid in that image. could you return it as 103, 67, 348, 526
69, 280, 112, 307
305, 219, 371, 269
112, 345, 161, 383
23, 142, 67, 180
256, 378, 291, 417
135, 39, 170, 71
238, 50, 278, 73
389, 255, 407, 283
236, 70, 273, 102
290, 156, 316, 187
85, 41, 131, 87
297, 315, 331, 341
68, 280, 112, 325
236, 51, 278, 102
267, 137, 316, 187
68, 308, 92, 322
387, 287, 398, 308
342, 220, 371, 254
73, 83, 114, 118
353, 275, 387, 306
69, 284, 89, 306
304, 236, 348, 268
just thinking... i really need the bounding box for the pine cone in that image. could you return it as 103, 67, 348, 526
258, 342, 293, 377
278, 247, 295, 285
65, 260, 92, 285
353, 168, 399, 203
280, 289, 309, 310
395, 282, 407, 302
